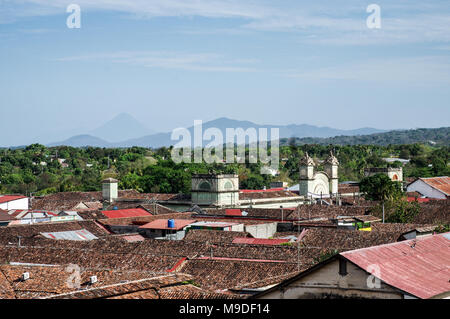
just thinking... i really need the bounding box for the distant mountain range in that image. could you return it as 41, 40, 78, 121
280, 127, 450, 146
48, 116, 387, 148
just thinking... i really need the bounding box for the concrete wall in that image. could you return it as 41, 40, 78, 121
258, 259, 404, 299
245, 222, 277, 238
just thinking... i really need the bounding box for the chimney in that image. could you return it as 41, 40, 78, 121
102, 178, 118, 203
89, 275, 98, 284
22, 272, 30, 281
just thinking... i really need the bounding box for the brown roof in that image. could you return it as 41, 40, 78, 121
43, 273, 192, 299
184, 230, 252, 244
292, 205, 368, 220
177, 259, 304, 291
0, 264, 183, 299
158, 284, 241, 299
298, 227, 408, 251
239, 190, 299, 200
0, 220, 111, 244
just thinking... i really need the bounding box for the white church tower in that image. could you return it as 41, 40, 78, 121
324, 151, 339, 195
299, 152, 315, 197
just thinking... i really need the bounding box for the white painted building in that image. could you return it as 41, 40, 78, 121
299, 151, 339, 197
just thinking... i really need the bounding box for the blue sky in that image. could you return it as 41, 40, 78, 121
1, 0, 450, 146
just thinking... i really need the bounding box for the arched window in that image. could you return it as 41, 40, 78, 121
224, 180, 233, 190
392, 174, 398, 181
199, 181, 212, 190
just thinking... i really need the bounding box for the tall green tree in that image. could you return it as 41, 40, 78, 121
360, 173, 403, 222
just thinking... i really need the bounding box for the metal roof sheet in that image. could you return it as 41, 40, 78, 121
341, 233, 450, 299
40, 229, 98, 241
102, 208, 151, 219
139, 219, 196, 231
419, 176, 450, 196
0, 195, 27, 204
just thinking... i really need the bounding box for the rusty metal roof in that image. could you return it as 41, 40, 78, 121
419, 176, 450, 196
341, 232, 450, 299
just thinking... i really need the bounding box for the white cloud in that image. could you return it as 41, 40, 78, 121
2, 0, 450, 45
56, 50, 259, 72
284, 56, 450, 86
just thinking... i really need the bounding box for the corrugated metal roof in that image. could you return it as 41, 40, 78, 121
189, 221, 240, 228
232, 238, 290, 245
0, 195, 27, 204
139, 219, 196, 231
40, 229, 98, 241
102, 208, 151, 219
420, 176, 450, 196
225, 209, 243, 216
341, 232, 450, 299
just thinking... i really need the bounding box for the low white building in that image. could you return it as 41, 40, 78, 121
407, 176, 449, 199
0, 195, 29, 210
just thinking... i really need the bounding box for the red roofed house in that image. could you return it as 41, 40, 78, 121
102, 208, 151, 219
139, 219, 196, 240
0, 195, 28, 210
254, 232, 450, 299
407, 176, 450, 199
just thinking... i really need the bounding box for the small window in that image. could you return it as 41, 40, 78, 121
339, 259, 347, 276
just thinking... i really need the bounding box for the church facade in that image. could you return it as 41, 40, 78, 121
299, 152, 339, 197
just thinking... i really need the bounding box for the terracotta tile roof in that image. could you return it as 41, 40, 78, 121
0, 245, 182, 273
177, 259, 305, 291
298, 227, 407, 251
31, 190, 142, 211
292, 205, 368, 220
184, 230, 252, 244
120, 234, 146, 242
232, 238, 290, 245
43, 273, 192, 299
203, 208, 300, 220
0, 264, 181, 299
0, 220, 111, 243
0, 211, 16, 222
338, 185, 360, 194
158, 284, 242, 299
239, 190, 299, 200
341, 233, 450, 299
0, 268, 16, 299
105, 201, 180, 216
